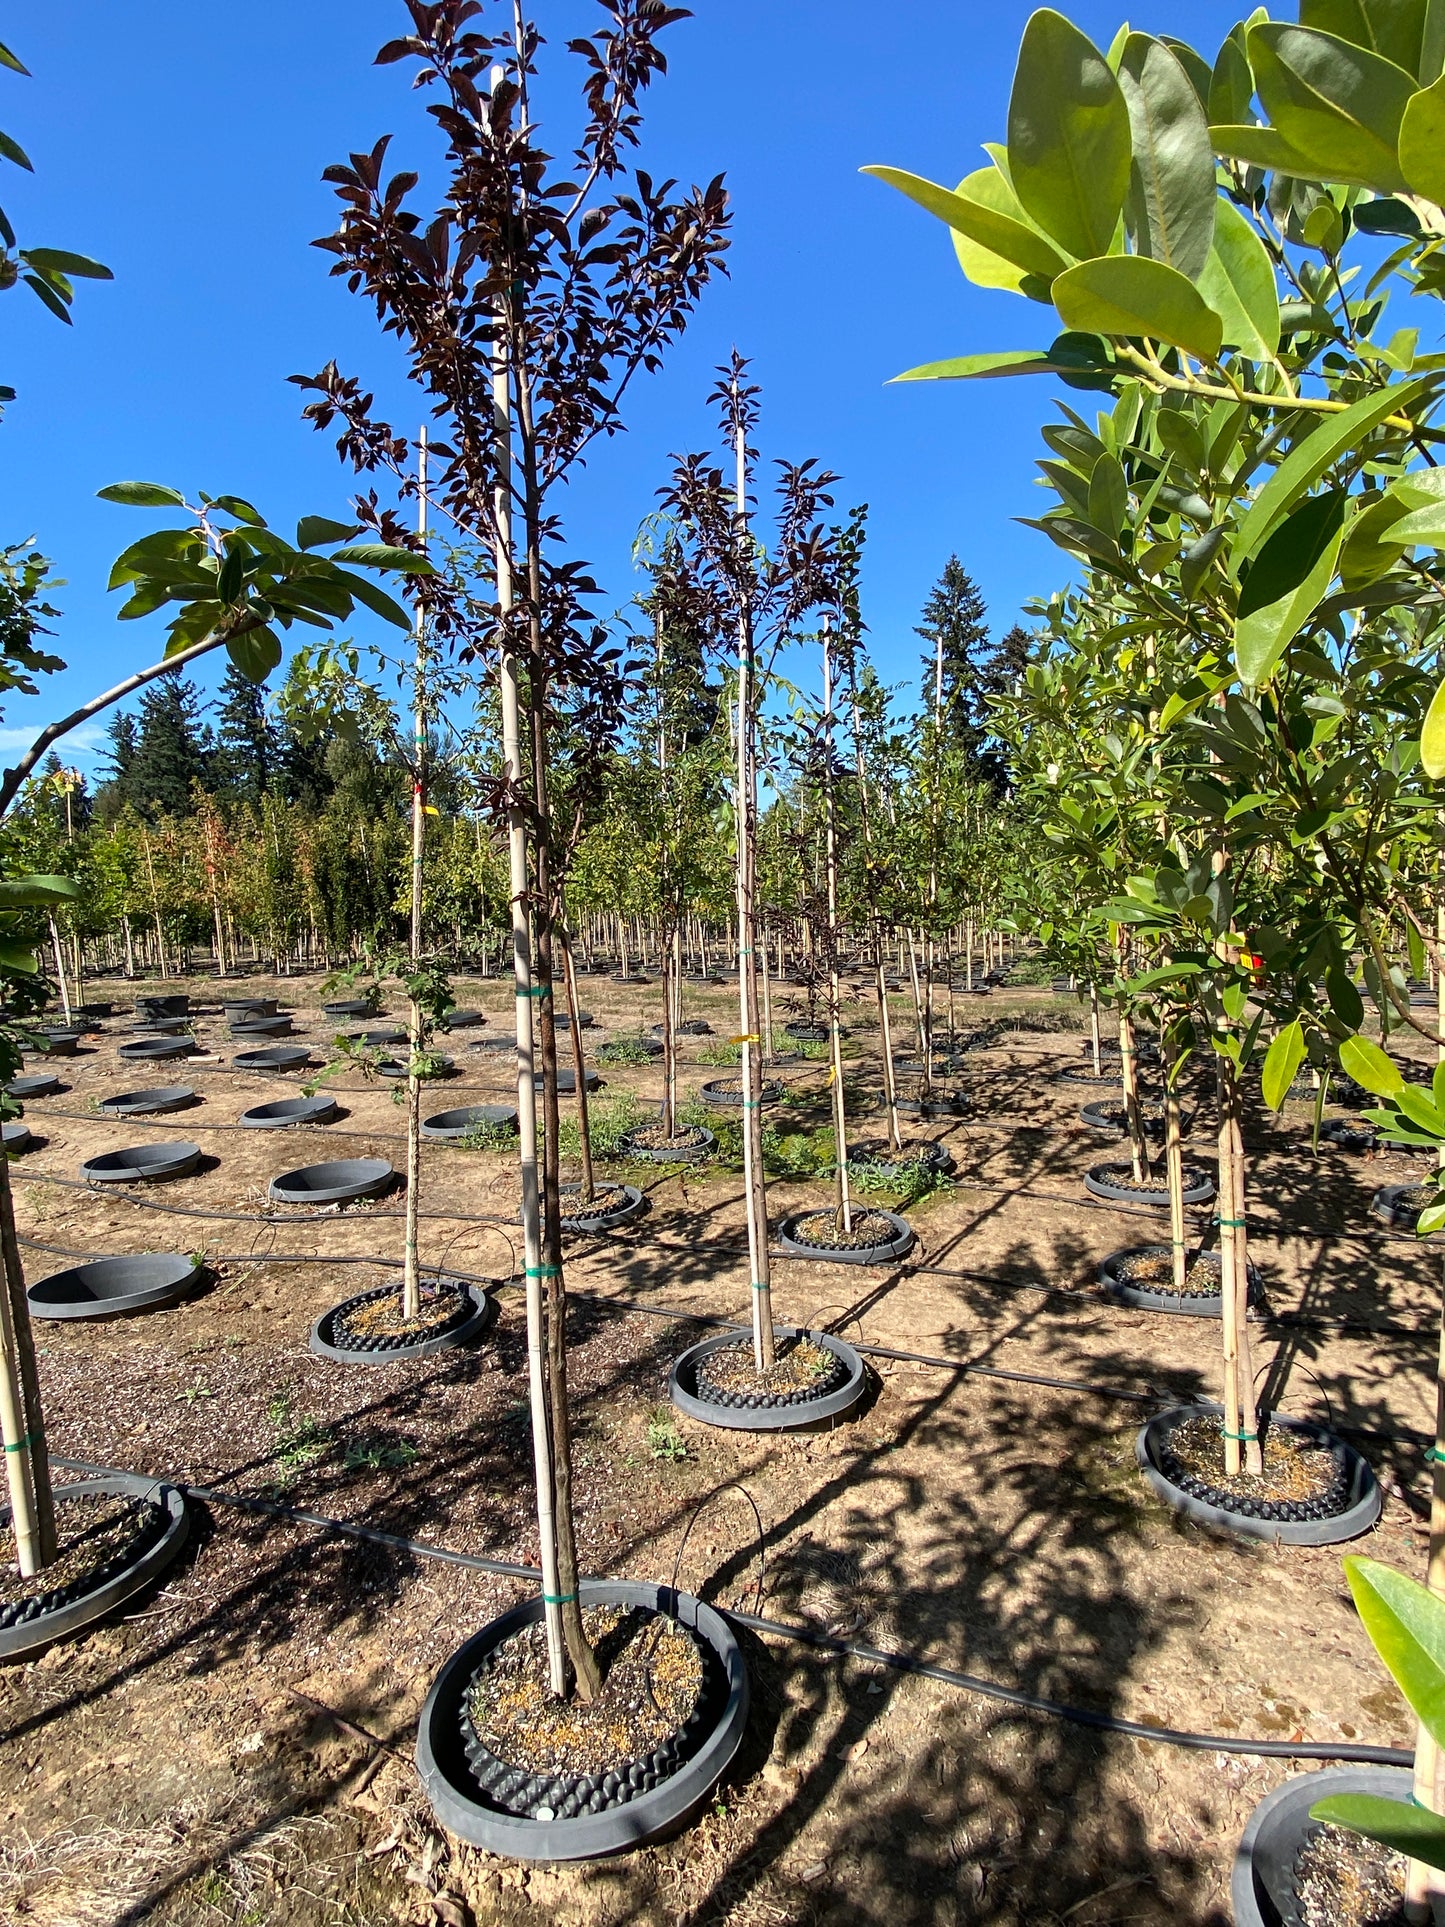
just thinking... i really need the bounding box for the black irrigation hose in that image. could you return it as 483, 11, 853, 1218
10, 1167, 521, 1232
48, 1452, 1410, 1768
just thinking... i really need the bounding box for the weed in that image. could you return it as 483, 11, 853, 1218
559, 1091, 648, 1159
696, 1039, 742, 1067
459, 1117, 520, 1151
795, 1037, 830, 1060
266, 1391, 332, 1480
646, 1407, 687, 1461
849, 1153, 954, 1206
597, 1035, 659, 1066
176, 1376, 214, 1405
342, 1434, 419, 1473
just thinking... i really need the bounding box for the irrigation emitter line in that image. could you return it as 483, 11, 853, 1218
46, 1453, 1412, 1770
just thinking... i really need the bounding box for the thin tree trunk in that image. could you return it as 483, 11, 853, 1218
1164, 1025, 1187, 1294
402, 431, 430, 1324
47, 916, 71, 1025
0, 1147, 54, 1571
561, 928, 596, 1203
823, 621, 852, 1232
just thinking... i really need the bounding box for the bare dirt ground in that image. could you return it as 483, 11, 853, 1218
0, 967, 1435, 1926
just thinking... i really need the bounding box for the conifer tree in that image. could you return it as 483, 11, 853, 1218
212, 664, 277, 803
126, 674, 212, 818
915, 555, 989, 760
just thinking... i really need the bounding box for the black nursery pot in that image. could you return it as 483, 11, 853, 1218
670, 1326, 867, 1432
234, 1045, 312, 1072
1232, 1766, 1413, 1927
416, 1579, 748, 1861
270, 1157, 394, 1205
1084, 1161, 1214, 1207
777, 1207, 915, 1265
1136, 1402, 1382, 1545
80, 1141, 202, 1184
28, 1252, 200, 1320
5, 1073, 60, 1100
422, 1103, 519, 1141
1098, 1245, 1261, 1318
0, 1474, 190, 1661
98, 1085, 197, 1117
118, 1036, 194, 1063
561, 1182, 647, 1234
309, 1277, 496, 1363
238, 1094, 338, 1129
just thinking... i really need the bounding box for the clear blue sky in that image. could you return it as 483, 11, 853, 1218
0, 0, 1246, 773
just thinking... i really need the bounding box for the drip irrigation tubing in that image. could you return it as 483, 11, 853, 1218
46, 1452, 1410, 1768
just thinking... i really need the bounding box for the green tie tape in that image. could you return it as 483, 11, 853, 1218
525, 1263, 560, 1280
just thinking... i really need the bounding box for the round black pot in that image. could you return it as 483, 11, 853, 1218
416, 1579, 748, 1861
535, 1068, 602, 1094
6, 1072, 60, 1099
223, 997, 278, 1019
652, 1020, 713, 1038
118, 1037, 193, 1063
1317, 1116, 1375, 1153
785, 1023, 829, 1043
777, 1208, 914, 1264
270, 1157, 394, 1205
350, 1025, 407, 1046
1232, 1765, 1413, 1927
28, 1252, 199, 1320
848, 1138, 955, 1181
555, 1010, 595, 1030
98, 1086, 197, 1117
892, 1091, 967, 1118
562, 1183, 647, 1234
309, 1278, 496, 1363
376, 1053, 454, 1079
238, 1094, 339, 1129
76, 1002, 113, 1020
700, 1077, 781, 1109
0, 1474, 190, 1661
1084, 1161, 1214, 1207
439, 1008, 486, 1030
1079, 1099, 1165, 1137
229, 1016, 293, 1039
670, 1327, 868, 1432
135, 994, 189, 1019
620, 1124, 716, 1165
129, 1017, 193, 1036
1057, 1067, 1119, 1087
1372, 1182, 1440, 1232
322, 998, 379, 1018
33, 1031, 81, 1056
1098, 1245, 1262, 1318
80, 1141, 202, 1184
422, 1102, 519, 1141
1136, 1402, 1382, 1545
599, 1037, 663, 1063
234, 1045, 312, 1072
3, 1121, 32, 1153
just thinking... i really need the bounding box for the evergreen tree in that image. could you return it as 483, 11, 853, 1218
126, 674, 212, 819
915, 556, 989, 759
212, 664, 277, 803
95, 710, 138, 824
976, 622, 1035, 792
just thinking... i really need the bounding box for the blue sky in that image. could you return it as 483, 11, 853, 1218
0, 0, 1248, 773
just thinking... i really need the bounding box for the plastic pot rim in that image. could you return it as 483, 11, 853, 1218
80, 1142, 202, 1184
0, 1475, 190, 1660
776, 1207, 914, 1265
98, 1086, 197, 1117
669, 1327, 867, 1432
269, 1157, 395, 1205
1098, 1244, 1262, 1318
415, 1578, 748, 1860
238, 1095, 339, 1130
27, 1251, 201, 1320
1231, 1764, 1413, 1927
1085, 1162, 1214, 1207
1135, 1401, 1382, 1545
561, 1182, 648, 1234
309, 1280, 496, 1364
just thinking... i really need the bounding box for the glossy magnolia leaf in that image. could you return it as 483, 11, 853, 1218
20, 247, 112, 280
0, 941, 38, 973
1421, 670, 1445, 777
97, 481, 187, 509
1427, 0, 1445, 82
1197, 199, 1281, 359
1006, 10, 1131, 261
1326, 966, 1366, 1030
1309, 1795, 1445, 1874
1396, 1085, 1445, 1134
1401, 72, 1445, 204
296, 514, 359, 551
1209, 25, 1258, 125
1053, 254, 1224, 360
1235, 508, 1347, 684
1088, 451, 1128, 536
1339, 1032, 1405, 1094
1343, 1557, 1445, 1749
946, 169, 1054, 297
1209, 121, 1329, 177
332, 568, 412, 631
1248, 23, 1415, 192
225, 625, 283, 682
329, 543, 435, 575
1339, 490, 1416, 585
862, 166, 1069, 281
1161, 35, 1214, 106
1261, 1017, 1307, 1109
1238, 490, 1348, 619
1301, 0, 1428, 79
0, 874, 80, 906
1118, 34, 1218, 279
892, 351, 1056, 381
1232, 378, 1428, 564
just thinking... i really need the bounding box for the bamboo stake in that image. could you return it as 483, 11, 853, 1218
822, 619, 852, 1233
0, 1146, 54, 1570
402, 430, 430, 1324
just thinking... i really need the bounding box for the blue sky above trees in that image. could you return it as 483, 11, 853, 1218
0, 0, 1244, 768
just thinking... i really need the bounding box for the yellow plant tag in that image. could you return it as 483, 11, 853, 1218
729, 1033, 760, 1045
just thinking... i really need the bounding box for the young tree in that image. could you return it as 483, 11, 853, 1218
212, 663, 278, 803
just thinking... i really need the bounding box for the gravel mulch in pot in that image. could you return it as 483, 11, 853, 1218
0, 1487, 167, 1630
626, 1123, 711, 1154
1158, 1413, 1347, 1521
695, 1334, 847, 1408
1111, 1249, 1228, 1296
331, 1279, 471, 1349
461, 1603, 709, 1818
1293, 1822, 1406, 1927
784, 1206, 906, 1251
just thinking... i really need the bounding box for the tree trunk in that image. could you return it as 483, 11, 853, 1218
561, 928, 596, 1203
403, 431, 430, 1325
0, 1147, 55, 1572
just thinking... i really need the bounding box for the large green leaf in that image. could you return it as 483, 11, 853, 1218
947, 168, 1058, 296
1302, 0, 1427, 78
329, 543, 435, 575
1209, 122, 1333, 177
1088, 451, 1128, 536
1117, 35, 1218, 279
1232, 377, 1429, 564
332, 568, 413, 631
1238, 490, 1348, 618
1426, 0, 1445, 81
1340, 1032, 1405, 1093
21, 247, 112, 280
225, 625, 283, 681
1421, 670, 1445, 776
1006, 10, 1131, 261
1261, 1017, 1307, 1109
1400, 71, 1445, 203
1053, 255, 1225, 360
0, 874, 80, 906
862, 165, 1069, 281
1344, 1557, 1445, 1748
296, 514, 359, 551
1248, 23, 1415, 191
1310, 1795, 1445, 1873
1197, 199, 1281, 358
1209, 25, 1258, 125
97, 481, 187, 509
1234, 501, 1348, 684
